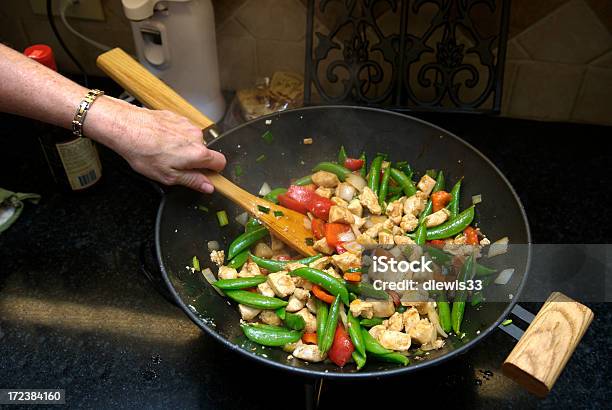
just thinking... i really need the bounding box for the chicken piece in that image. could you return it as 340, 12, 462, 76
292, 341, 326, 362
285, 262, 306, 272
394, 235, 415, 246
331, 196, 348, 207
424, 208, 450, 228
356, 233, 377, 247
313, 238, 334, 255
400, 213, 419, 233
402, 307, 420, 331
314, 186, 334, 199
384, 312, 404, 332
382, 218, 396, 231
328, 205, 355, 224
306, 297, 317, 314
480, 237, 491, 246
349, 299, 374, 319
368, 299, 396, 318
292, 276, 313, 290
378, 230, 394, 246
312, 170, 340, 188
308, 256, 330, 270
352, 215, 366, 229
210, 250, 225, 267
257, 281, 276, 297
270, 234, 285, 252
392, 226, 404, 236
421, 339, 445, 351
238, 304, 260, 321
266, 271, 295, 298
347, 198, 363, 217
295, 308, 317, 333
259, 310, 282, 326
286, 294, 306, 312
358, 187, 382, 215
238, 260, 261, 278
401, 298, 429, 315
364, 222, 383, 238
408, 319, 437, 345
293, 287, 310, 301
385, 200, 403, 224
369, 324, 387, 340
379, 330, 411, 351
331, 252, 361, 272
417, 175, 437, 196
403, 193, 426, 217
324, 266, 342, 279
217, 266, 238, 280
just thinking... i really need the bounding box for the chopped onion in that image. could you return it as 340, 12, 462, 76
427, 303, 448, 338
207, 241, 220, 251
488, 236, 509, 257
258, 182, 271, 196
235, 212, 249, 226
346, 173, 367, 192
343, 240, 364, 254
339, 307, 348, 330
202, 268, 224, 296
337, 231, 356, 243
303, 217, 312, 231
337, 182, 356, 202
494, 268, 515, 285
472, 194, 482, 204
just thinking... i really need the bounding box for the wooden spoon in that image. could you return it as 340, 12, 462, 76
97, 48, 316, 256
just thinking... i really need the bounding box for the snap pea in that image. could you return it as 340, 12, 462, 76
294, 175, 313, 186
312, 162, 351, 181
378, 166, 391, 207
475, 263, 497, 277
387, 185, 402, 195
214, 276, 267, 290
471, 291, 484, 307
263, 188, 287, 204
359, 152, 367, 178
338, 145, 348, 165
227, 250, 249, 269
352, 351, 367, 370
284, 311, 306, 331
316, 299, 328, 348
425, 206, 475, 240
344, 282, 389, 300
393, 161, 412, 176
361, 328, 392, 355
437, 293, 452, 333
387, 193, 401, 203
245, 217, 262, 233
291, 267, 349, 306
347, 311, 366, 357
425, 245, 452, 265
452, 255, 474, 334
249, 253, 323, 273
360, 317, 384, 327
275, 307, 286, 320
448, 178, 463, 219
224, 290, 288, 309
415, 223, 427, 246
389, 168, 417, 197
369, 351, 410, 366
367, 154, 384, 194
240, 324, 302, 347
419, 170, 445, 224
228, 225, 268, 259
320, 296, 341, 353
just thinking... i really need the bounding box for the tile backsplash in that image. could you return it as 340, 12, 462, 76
0, 0, 610, 125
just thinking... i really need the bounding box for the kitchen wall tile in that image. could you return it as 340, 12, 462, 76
590, 50, 612, 68
212, 0, 248, 26
572, 67, 612, 125
508, 0, 570, 38
505, 39, 530, 60
585, 0, 612, 34
217, 26, 257, 91
508, 61, 585, 121
236, 0, 306, 41
256, 39, 305, 78
516, 0, 612, 64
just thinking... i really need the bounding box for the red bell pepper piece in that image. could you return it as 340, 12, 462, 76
344, 158, 364, 171
328, 324, 354, 367
284, 185, 333, 220
277, 193, 308, 214
324, 223, 351, 247
311, 218, 326, 240
464, 226, 479, 245
428, 239, 446, 248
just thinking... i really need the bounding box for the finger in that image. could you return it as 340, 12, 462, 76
176, 171, 214, 194
183, 146, 227, 172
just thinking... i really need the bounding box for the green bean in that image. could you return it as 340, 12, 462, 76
224, 290, 288, 309
359, 317, 384, 327
214, 276, 267, 290
228, 225, 268, 259
227, 250, 249, 269
291, 267, 349, 306
284, 312, 306, 331
249, 253, 323, 273
369, 351, 409, 366
320, 296, 341, 353
471, 291, 484, 307
437, 293, 452, 333
359, 152, 367, 178
387, 193, 401, 203
389, 168, 417, 197
415, 223, 427, 246
338, 145, 348, 165
316, 299, 328, 349
419, 170, 445, 224
361, 328, 392, 355
344, 282, 389, 300
425, 206, 475, 240
347, 311, 366, 357
448, 178, 463, 219
312, 162, 351, 181
378, 166, 391, 207
352, 351, 367, 370
367, 154, 384, 194
452, 255, 474, 334
240, 324, 302, 347
294, 175, 313, 186
263, 188, 287, 204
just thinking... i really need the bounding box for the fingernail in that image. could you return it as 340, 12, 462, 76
201, 182, 214, 194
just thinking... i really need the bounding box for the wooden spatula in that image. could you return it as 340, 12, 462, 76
97, 48, 316, 256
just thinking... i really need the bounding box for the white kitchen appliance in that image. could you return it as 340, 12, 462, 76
122, 0, 225, 121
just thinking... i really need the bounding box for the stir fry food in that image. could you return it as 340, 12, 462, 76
202, 146, 502, 370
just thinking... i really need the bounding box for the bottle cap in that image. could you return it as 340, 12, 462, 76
24, 44, 58, 71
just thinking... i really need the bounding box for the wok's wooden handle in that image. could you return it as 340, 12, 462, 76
96, 48, 214, 130
502, 292, 593, 397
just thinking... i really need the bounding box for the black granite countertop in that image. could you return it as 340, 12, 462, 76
0, 100, 610, 409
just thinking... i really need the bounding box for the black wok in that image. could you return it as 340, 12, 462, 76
155, 105, 531, 378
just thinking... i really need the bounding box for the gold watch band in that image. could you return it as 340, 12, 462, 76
71, 89, 104, 137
